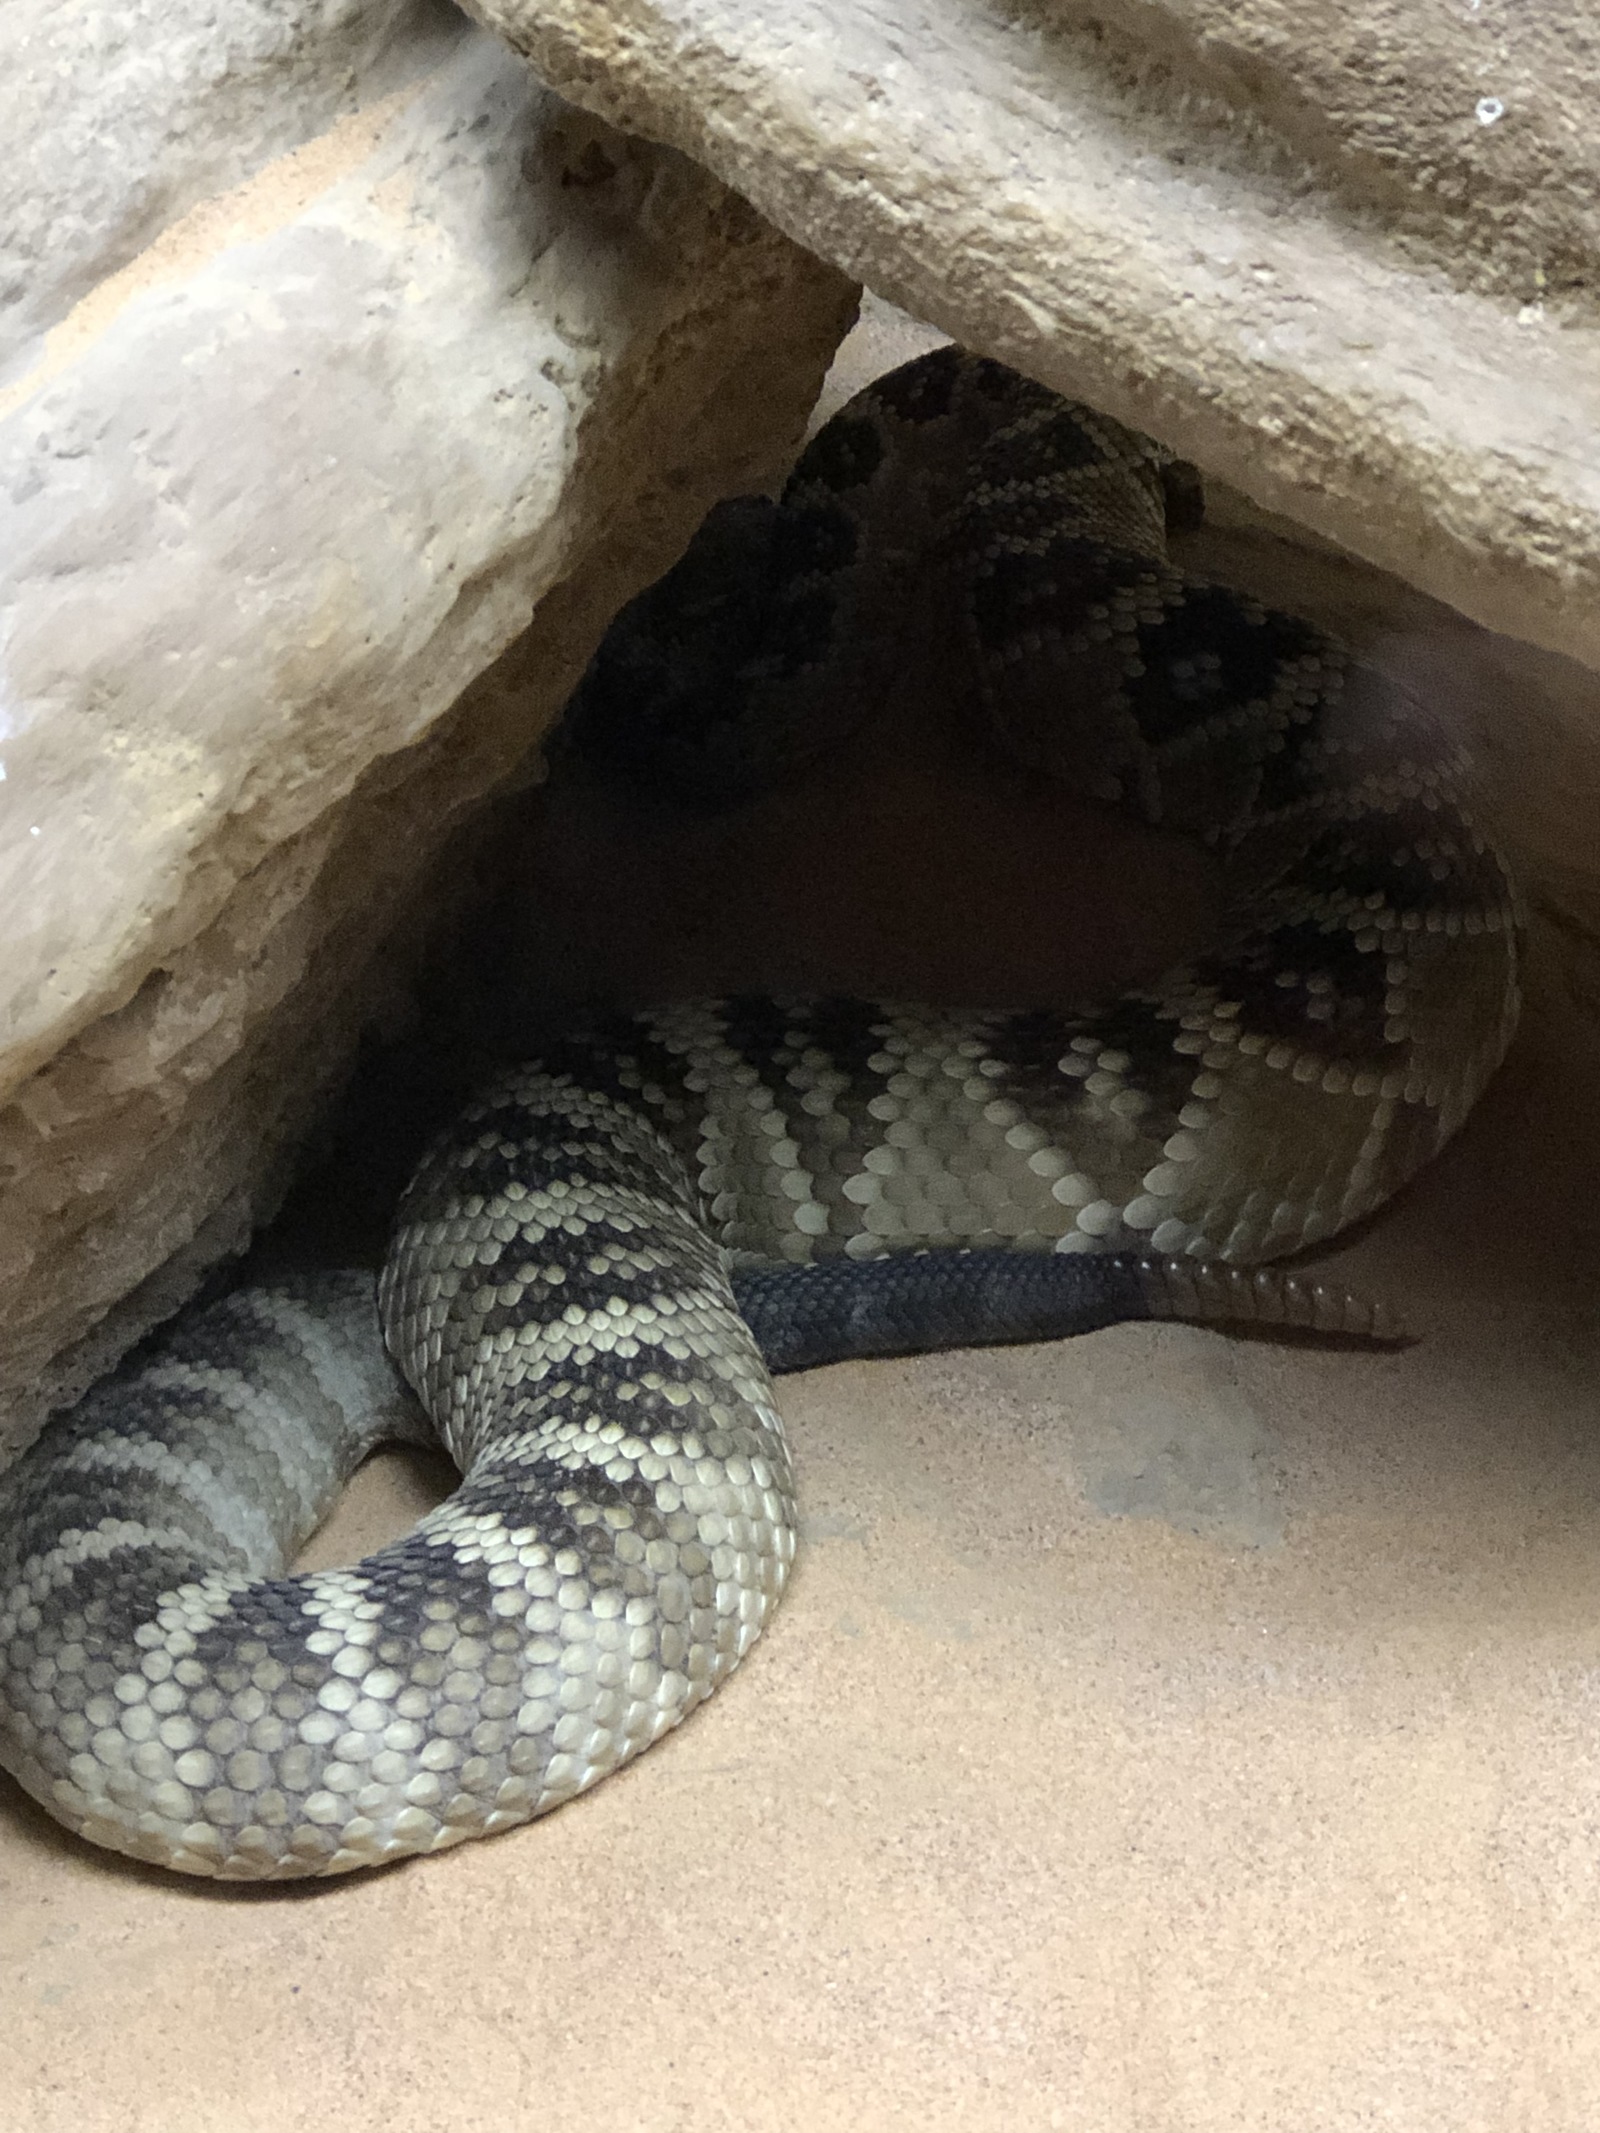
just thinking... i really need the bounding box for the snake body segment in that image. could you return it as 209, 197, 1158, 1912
0, 352, 1519, 1877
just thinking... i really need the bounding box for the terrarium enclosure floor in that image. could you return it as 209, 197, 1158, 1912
7, 310, 1600, 2128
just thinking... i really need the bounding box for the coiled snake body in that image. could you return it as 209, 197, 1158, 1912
0, 352, 1519, 1878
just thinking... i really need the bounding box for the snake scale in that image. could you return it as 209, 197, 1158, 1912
0, 350, 1519, 1879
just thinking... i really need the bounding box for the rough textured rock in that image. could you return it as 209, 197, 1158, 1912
0, 17, 856, 1450
1, 0, 464, 376
467, 0, 1600, 672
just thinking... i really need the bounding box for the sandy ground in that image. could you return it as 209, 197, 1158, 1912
6, 302, 1600, 2131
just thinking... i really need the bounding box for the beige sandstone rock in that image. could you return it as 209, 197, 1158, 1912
467, 0, 1600, 672
1, 0, 463, 371
0, 18, 856, 1450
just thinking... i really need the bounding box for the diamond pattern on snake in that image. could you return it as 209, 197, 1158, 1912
0, 350, 1520, 1878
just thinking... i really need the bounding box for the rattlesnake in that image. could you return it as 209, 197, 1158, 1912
0, 350, 1519, 1879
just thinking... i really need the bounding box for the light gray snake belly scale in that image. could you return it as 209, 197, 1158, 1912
0, 351, 1520, 1878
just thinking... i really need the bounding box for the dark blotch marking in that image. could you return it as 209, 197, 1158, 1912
558, 496, 856, 809
864, 346, 964, 424
1125, 584, 1323, 751
1010, 405, 1106, 474
772, 495, 858, 581
966, 535, 1146, 656
983, 1000, 1197, 1136
1194, 916, 1396, 1061
784, 997, 894, 1086
788, 413, 884, 496
1288, 826, 1457, 916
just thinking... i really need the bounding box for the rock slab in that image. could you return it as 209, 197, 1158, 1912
467, 0, 1600, 671
0, 15, 855, 1450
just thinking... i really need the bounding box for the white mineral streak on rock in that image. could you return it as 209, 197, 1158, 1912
0, 14, 855, 1448
467, 0, 1600, 672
